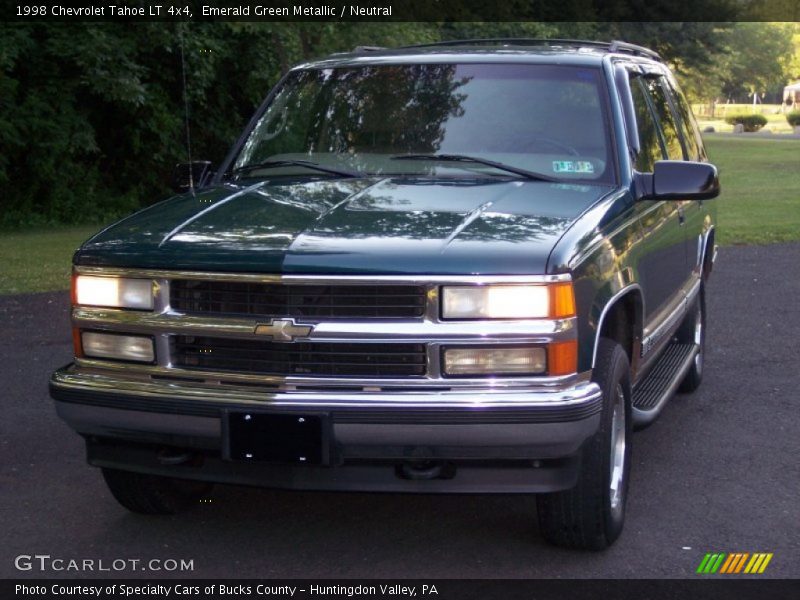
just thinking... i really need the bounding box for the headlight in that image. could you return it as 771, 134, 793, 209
81, 332, 155, 363
443, 346, 546, 376
441, 283, 574, 320
73, 275, 154, 310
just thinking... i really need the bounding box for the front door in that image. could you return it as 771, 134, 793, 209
627, 71, 687, 322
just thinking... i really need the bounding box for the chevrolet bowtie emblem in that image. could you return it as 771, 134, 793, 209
254, 319, 313, 342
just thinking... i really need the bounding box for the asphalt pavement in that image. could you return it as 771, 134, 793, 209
1, 243, 798, 579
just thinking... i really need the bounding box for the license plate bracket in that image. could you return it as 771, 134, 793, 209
223, 411, 330, 465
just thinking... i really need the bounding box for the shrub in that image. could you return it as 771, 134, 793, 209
724, 114, 768, 132
787, 112, 800, 127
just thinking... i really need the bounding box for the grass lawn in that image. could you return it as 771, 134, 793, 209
695, 113, 795, 134
0, 226, 100, 295
693, 103, 797, 134
704, 135, 800, 245
0, 136, 798, 294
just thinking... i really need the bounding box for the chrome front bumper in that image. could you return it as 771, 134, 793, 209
51, 364, 602, 456
51, 365, 602, 493
51, 363, 601, 410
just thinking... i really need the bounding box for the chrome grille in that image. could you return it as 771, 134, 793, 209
170, 280, 426, 319
172, 336, 427, 378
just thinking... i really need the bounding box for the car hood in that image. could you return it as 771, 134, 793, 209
75, 177, 614, 275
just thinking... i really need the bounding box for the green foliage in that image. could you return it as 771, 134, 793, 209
786, 112, 800, 126
0, 21, 776, 227
0, 22, 443, 227
722, 23, 795, 100
724, 114, 768, 132
790, 24, 800, 80
680, 22, 796, 108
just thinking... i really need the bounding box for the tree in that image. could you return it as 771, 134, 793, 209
675, 22, 795, 113
787, 22, 800, 80
719, 22, 794, 103
2, 18, 788, 227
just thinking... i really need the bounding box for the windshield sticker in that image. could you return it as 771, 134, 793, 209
552, 160, 595, 174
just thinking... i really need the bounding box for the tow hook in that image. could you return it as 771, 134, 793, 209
156, 448, 197, 466
397, 460, 456, 481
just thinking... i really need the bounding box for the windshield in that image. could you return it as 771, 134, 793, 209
230, 63, 615, 184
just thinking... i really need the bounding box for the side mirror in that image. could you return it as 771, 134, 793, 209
636, 161, 720, 201
172, 161, 213, 193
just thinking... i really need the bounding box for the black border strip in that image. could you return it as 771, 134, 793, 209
2, 578, 798, 599
6, 0, 800, 23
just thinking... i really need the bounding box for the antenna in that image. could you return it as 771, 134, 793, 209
178, 23, 195, 197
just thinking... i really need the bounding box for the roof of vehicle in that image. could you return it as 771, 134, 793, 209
296, 39, 663, 70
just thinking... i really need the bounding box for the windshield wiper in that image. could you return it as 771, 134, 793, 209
390, 154, 560, 182
231, 159, 360, 179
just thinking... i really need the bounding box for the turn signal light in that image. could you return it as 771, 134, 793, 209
549, 282, 576, 319
547, 340, 578, 376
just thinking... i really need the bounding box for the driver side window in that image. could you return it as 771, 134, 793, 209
629, 75, 663, 173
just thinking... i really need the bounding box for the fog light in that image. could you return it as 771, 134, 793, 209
443, 346, 546, 376
81, 332, 155, 363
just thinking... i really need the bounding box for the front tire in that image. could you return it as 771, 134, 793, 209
102, 468, 213, 515
536, 338, 632, 550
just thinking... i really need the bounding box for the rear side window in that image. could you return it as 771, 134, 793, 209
641, 77, 685, 160
629, 76, 662, 172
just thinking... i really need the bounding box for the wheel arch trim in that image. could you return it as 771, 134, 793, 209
591, 284, 644, 369
700, 224, 716, 275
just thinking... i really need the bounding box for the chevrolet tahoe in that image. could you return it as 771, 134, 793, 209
50, 39, 720, 550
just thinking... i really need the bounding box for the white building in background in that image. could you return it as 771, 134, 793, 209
783, 81, 800, 110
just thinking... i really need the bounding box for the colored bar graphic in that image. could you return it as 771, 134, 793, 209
719, 553, 751, 574
747, 554, 763, 573
753, 554, 767, 573
712, 553, 726, 573
697, 553, 727, 574
702, 552, 773, 575
719, 554, 736, 574
744, 554, 759, 573
696, 553, 713, 574
734, 553, 750, 573
758, 554, 773, 573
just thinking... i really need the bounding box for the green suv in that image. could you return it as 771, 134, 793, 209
50, 39, 719, 550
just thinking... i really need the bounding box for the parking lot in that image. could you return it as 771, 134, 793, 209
1, 243, 798, 578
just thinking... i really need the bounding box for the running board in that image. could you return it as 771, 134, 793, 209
632, 343, 698, 428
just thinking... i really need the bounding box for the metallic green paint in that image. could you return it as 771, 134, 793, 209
75, 177, 614, 275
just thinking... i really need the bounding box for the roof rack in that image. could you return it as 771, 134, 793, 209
607, 40, 662, 61
390, 38, 662, 61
